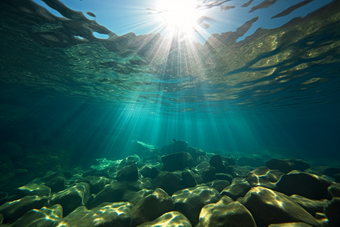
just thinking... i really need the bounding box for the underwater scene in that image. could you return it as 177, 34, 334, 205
1, 0, 340, 226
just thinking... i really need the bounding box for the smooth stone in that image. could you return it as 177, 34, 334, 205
153, 171, 182, 195
137, 211, 192, 227
246, 166, 283, 189
289, 194, 328, 217
130, 188, 174, 226
117, 163, 139, 182
0, 195, 49, 223
141, 166, 159, 179
125, 178, 153, 191
76, 176, 108, 194
268, 223, 313, 227
231, 165, 252, 178
198, 198, 256, 227
161, 152, 194, 171
324, 197, 340, 227
50, 182, 90, 216
8, 183, 51, 200
206, 180, 231, 193
328, 183, 340, 197
122, 189, 153, 205
209, 155, 227, 173
276, 171, 332, 200
172, 185, 221, 226
266, 159, 295, 173
215, 173, 233, 182
202, 166, 216, 182
88, 182, 127, 209
10, 204, 62, 227
45, 176, 66, 193
290, 159, 310, 171
52, 202, 133, 227
221, 177, 251, 200
181, 170, 197, 188
239, 187, 320, 227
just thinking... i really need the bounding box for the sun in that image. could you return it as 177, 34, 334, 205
158, 0, 203, 32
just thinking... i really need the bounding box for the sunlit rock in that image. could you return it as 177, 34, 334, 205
221, 177, 251, 200
324, 197, 340, 227
137, 211, 192, 227
88, 182, 126, 209
122, 189, 153, 205
161, 152, 193, 171
276, 171, 332, 200
246, 166, 283, 189
172, 185, 221, 226
117, 163, 139, 182
8, 183, 51, 201
239, 187, 320, 227
76, 176, 109, 194
268, 223, 313, 227
328, 183, 340, 197
130, 188, 174, 226
206, 180, 231, 193
289, 194, 328, 217
198, 198, 256, 227
229, 165, 252, 178
215, 173, 233, 182
10, 204, 62, 227
0, 195, 49, 223
125, 178, 152, 191
154, 171, 182, 195
50, 182, 90, 216
53, 202, 132, 227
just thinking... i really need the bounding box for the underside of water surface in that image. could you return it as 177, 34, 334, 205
1, 0, 340, 226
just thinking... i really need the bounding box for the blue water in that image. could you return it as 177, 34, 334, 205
1, 0, 340, 171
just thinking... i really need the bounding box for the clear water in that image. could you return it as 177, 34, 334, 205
1, 0, 340, 170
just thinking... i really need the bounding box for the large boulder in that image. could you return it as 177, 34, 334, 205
239, 187, 320, 227
50, 182, 90, 216
266, 159, 310, 173
8, 183, 51, 201
161, 152, 193, 171
246, 166, 283, 189
161, 140, 188, 154
221, 177, 251, 200
198, 197, 256, 227
130, 188, 174, 226
137, 211, 192, 227
117, 163, 139, 181
88, 182, 127, 209
275, 171, 332, 200
289, 194, 328, 216
324, 197, 340, 227
172, 185, 221, 226
209, 155, 227, 173
153, 171, 182, 195
0, 195, 49, 223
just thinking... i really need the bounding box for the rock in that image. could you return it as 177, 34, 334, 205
324, 197, 340, 227
268, 223, 313, 227
88, 182, 127, 209
194, 161, 210, 174
209, 155, 227, 173
161, 152, 193, 171
266, 159, 295, 173
328, 183, 340, 197
239, 187, 320, 227
154, 171, 182, 195
237, 156, 264, 167
202, 166, 216, 182
231, 165, 252, 178
122, 189, 153, 205
161, 140, 188, 154
290, 194, 328, 216
42, 171, 60, 182
246, 166, 283, 189
290, 159, 310, 171
276, 171, 332, 200
334, 173, 340, 182
172, 185, 221, 226
0, 195, 49, 223
125, 178, 153, 191
137, 211, 192, 227
187, 147, 205, 160
130, 188, 174, 226
141, 166, 159, 179
76, 176, 108, 194
0, 192, 7, 206
198, 199, 256, 227
117, 163, 139, 181
121, 154, 141, 166
53, 202, 133, 227
323, 167, 340, 177
10, 204, 62, 227
45, 176, 66, 193
206, 180, 231, 192
215, 173, 233, 182
181, 170, 197, 188
223, 156, 237, 166
50, 182, 90, 216
221, 177, 251, 200
8, 183, 51, 200
0, 213, 3, 224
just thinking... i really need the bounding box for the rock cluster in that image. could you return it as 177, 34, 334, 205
0, 141, 339, 227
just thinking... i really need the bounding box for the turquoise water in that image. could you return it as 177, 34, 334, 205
1, 0, 340, 183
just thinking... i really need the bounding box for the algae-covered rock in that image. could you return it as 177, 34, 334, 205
50, 182, 90, 216
137, 211, 192, 227
172, 185, 221, 226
